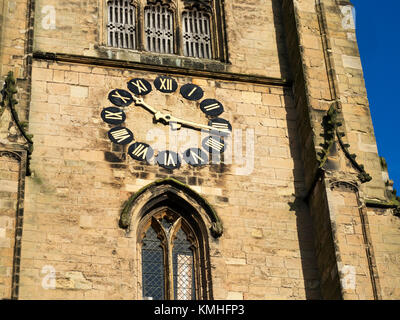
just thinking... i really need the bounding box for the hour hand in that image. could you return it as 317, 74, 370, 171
131, 94, 159, 115
130, 95, 183, 129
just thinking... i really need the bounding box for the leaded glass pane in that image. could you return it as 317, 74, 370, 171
107, 0, 136, 49
144, 4, 174, 54
182, 9, 212, 59
173, 229, 195, 300
142, 227, 164, 300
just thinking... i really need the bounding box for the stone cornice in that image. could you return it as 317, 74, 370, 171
32, 51, 292, 87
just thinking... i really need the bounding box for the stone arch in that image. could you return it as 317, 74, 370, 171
121, 178, 218, 300
119, 177, 223, 238
329, 180, 359, 193
146, 0, 177, 10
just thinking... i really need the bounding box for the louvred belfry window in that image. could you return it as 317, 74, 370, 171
144, 3, 174, 54
104, 0, 228, 61
182, 8, 212, 59
107, 0, 137, 49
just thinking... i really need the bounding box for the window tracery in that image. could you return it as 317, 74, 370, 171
144, 2, 175, 54
107, 0, 137, 49
182, 8, 212, 58
105, 0, 228, 61
139, 210, 198, 300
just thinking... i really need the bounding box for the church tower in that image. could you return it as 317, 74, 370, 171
0, 0, 399, 300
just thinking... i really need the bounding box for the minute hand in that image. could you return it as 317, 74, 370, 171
130, 95, 217, 133
157, 113, 215, 132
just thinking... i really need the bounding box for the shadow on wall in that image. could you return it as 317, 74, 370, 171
271, 0, 322, 300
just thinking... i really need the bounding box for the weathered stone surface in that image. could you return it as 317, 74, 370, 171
0, 0, 398, 301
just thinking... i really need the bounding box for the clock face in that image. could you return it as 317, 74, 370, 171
101, 75, 232, 170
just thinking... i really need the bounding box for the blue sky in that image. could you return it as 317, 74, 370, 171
352, 0, 400, 190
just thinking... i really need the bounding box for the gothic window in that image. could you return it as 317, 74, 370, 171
107, 0, 137, 49
139, 209, 204, 300
144, 3, 174, 54
182, 8, 212, 59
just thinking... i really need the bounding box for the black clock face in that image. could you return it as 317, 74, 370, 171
101, 75, 232, 170
156, 150, 182, 170
183, 148, 209, 167
101, 107, 126, 125
180, 83, 204, 101
128, 142, 154, 163
200, 99, 224, 117
154, 76, 178, 93
108, 89, 133, 107
107, 127, 134, 145
127, 78, 152, 96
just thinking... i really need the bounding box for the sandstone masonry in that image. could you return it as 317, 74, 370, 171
0, 0, 399, 300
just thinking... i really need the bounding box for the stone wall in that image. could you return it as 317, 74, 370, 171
0, 0, 398, 300
0, 0, 29, 79
0, 153, 19, 299
368, 209, 400, 299
281, 0, 400, 300
16, 59, 322, 299
33, 0, 290, 79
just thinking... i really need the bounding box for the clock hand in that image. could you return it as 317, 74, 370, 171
156, 113, 216, 132
130, 94, 169, 127
131, 94, 159, 115
130, 94, 228, 134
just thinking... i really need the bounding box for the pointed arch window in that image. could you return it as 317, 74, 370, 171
107, 0, 137, 49
139, 209, 205, 300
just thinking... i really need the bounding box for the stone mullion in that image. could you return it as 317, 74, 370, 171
164, 240, 173, 299
175, 0, 182, 56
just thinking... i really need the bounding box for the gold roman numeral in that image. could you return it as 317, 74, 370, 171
105, 110, 123, 120
130, 79, 148, 94
187, 87, 197, 97
160, 78, 172, 91
131, 144, 149, 160
110, 129, 131, 143
190, 150, 205, 164
204, 103, 220, 111
205, 137, 224, 152
211, 122, 230, 133
164, 152, 176, 167
112, 91, 130, 104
